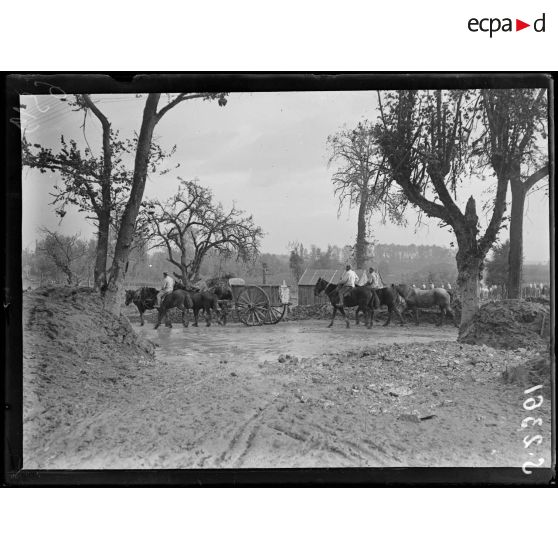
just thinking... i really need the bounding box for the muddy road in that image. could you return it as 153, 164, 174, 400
22, 289, 552, 470
134, 319, 457, 367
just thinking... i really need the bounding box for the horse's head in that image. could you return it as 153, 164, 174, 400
392, 283, 409, 298
314, 277, 326, 296
211, 285, 233, 300
125, 290, 135, 306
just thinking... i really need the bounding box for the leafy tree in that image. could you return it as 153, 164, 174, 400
142, 179, 263, 285
22, 94, 177, 290
314, 245, 340, 268
375, 90, 508, 328
485, 240, 510, 290
479, 89, 548, 298
327, 121, 406, 268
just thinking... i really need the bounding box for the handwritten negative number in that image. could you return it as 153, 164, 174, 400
523, 395, 543, 411
523, 434, 543, 448
521, 416, 543, 428
522, 458, 545, 475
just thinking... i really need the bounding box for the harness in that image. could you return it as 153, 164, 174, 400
133, 288, 158, 307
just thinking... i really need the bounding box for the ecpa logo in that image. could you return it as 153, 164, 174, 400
468, 13, 546, 37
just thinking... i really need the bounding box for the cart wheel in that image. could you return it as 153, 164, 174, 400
264, 304, 287, 325
236, 286, 269, 326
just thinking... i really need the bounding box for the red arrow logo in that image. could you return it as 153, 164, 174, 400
516, 19, 530, 31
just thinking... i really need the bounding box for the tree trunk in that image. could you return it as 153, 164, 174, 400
455, 243, 482, 332
355, 191, 369, 268
189, 250, 204, 282
94, 212, 109, 290
82, 94, 112, 293
508, 179, 526, 299
103, 94, 161, 315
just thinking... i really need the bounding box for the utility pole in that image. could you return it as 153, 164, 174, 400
262, 262, 268, 285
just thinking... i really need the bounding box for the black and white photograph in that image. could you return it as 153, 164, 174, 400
7, 75, 554, 479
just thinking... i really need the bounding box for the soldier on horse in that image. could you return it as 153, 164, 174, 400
156, 271, 175, 307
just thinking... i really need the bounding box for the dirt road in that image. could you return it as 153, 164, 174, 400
135, 319, 458, 367
22, 289, 552, 470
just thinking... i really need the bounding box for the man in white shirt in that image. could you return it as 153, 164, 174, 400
157, 271, 175, 307
335, 264, 358, 305
366, 266, 383, 289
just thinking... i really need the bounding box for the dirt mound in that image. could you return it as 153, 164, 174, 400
502, 352, 552, 388
24, 286, 155, 362
458, 299, 550, 350
23, 286, 156, 468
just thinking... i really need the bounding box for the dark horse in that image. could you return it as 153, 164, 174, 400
173, 282, 226, 327
393, 284, 457, 327
190, 291, 224, 327
207, 283, 233, 325
314, 278, 379, 329
355, 286, 406, 327
154, 289, 193, 329
125, 287, 158, 326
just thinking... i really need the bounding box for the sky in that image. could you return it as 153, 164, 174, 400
20, 91, 551, 263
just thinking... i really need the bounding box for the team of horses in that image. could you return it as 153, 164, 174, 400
314, 278, 457, 328
125, 276, 457, 330
125, 281, 229, 329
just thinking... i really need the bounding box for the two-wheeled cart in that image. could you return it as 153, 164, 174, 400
228, 280, 290, 326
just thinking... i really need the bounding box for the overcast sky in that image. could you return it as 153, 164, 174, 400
21, 91, 551, 263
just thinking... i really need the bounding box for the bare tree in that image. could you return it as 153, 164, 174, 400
375, 90, 508, 328
37, 229, 88, 285
142, 179, 263, 285
327, 121, 406, 268
103, 93, 228, 315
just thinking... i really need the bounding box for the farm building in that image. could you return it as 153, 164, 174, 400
297, 268, 368, 306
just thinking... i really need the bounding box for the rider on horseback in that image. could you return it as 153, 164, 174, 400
156, 271, 175, 308
335, 264, 358, 306
366, 266, 383, 289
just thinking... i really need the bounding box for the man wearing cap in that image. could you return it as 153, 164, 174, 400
157, 271, 175, 307
335, 264, 358, 306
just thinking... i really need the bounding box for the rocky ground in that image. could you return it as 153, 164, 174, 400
21, 288, 553, 470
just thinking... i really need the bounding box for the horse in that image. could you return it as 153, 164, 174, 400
207, 285, 233, 325
393, 284, 457, 327
154, 289, 193, 329
189, 291, 224, 327
314, 278, 379, 329
173, 281, 227, 326
125, 287, 158, 326
355, 286, 406, 327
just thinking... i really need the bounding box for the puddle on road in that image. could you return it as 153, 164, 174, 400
133, 320, 457, 366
